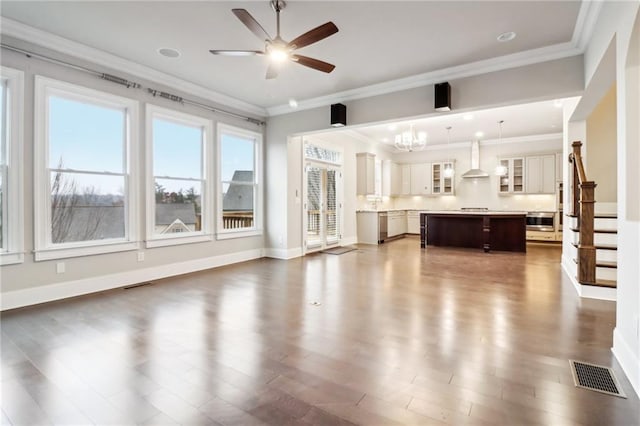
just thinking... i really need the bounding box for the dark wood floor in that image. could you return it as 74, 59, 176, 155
1, 237, 638, 425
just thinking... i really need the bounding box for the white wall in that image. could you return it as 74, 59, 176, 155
581, 0, 640, 397
0, 39, 266, 308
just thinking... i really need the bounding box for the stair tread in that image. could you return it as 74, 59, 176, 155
576, 277, 617, 288
571, 242, 617, 250
595, 279, 617, 288
569, 227, 617, 234
572, 259, 617, 268
594, 213, 617, 218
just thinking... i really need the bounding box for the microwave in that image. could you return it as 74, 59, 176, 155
526, 212, 555, 232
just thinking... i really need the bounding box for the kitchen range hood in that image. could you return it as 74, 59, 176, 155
461, 140, 490, 178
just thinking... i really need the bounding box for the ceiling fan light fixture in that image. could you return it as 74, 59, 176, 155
268, 45, 289, 62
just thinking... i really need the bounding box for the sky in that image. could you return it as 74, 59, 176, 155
48, 95, 254, 196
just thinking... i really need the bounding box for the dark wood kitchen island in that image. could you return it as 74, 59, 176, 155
420, 211, 526, 252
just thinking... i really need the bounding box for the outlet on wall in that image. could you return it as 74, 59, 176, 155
137, 252, 145, 262
56, 262, 65, 274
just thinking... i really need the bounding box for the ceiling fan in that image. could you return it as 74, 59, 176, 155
209, 0, 338, 79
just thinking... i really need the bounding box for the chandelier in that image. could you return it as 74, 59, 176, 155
394, 124, 427, 152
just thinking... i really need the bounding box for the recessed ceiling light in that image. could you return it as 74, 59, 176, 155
288, 99, 298, 108
157, 47, 181, 58
553, 100, 563, 108
387, 124, 397, 131
497, 31, 516, 42
475, 131, 484, 138
463, 114, 474, 120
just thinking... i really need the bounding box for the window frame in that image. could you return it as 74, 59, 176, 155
33, 76, 139, 261
216, 123, 262, 239
0, 66, 25, 265
145, 104, 213, 248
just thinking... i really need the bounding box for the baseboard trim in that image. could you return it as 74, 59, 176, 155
612, 327, 640, 398
561, 255, 616, 301
264, 246, 303, 260
1, 248, 263, 311
342, 236, 358, 246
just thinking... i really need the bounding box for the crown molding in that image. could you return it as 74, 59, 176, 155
267, 1, 600, 117
573, 0, 604, 51
0, 17, 268, 118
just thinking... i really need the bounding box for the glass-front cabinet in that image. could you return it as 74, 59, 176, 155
498, 157, 525, 194
432, 162, 454, 195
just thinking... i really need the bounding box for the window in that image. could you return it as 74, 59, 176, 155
146, 105, 212, 247
217, 124, 262, 238
34, 77, 139, 260
0, 66, 24, 265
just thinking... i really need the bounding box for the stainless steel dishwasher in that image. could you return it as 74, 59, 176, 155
378, 212, 388, 244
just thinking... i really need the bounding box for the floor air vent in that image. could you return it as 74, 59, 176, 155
569, 360, 626, 398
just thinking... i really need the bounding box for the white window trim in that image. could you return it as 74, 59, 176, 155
0, 66, 25, 265
145, 104, 213, 248
216, 123, 263, 238
33, 76, 140, 261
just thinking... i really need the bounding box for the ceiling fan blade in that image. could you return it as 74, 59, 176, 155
288, 22, 338, 50
232, 9, 271, 42
266, 64, 279, 80
291, 54, 335, 73
209, 50, 264, 56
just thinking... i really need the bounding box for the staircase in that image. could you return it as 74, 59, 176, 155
568, 212, 617, 287
565, 141, 617, 299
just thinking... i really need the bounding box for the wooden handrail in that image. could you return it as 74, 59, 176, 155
569, 141, 597, 285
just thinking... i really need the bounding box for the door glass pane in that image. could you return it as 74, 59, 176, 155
325, 169, 338, 244
48, 96, 124, 172
50, 171, 125, 243
306, 167, 322, 248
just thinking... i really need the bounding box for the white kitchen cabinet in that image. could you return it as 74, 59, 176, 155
356, 212, 379, 244
356, 153, 376, 195
387, 211, 407, 237
390, 162, 402, 196
526, 230, 557, 241
401, 164, 411, 195
410, 163, 431, 195
374, 159, 382, 196
407, 211, 420, 234
381, 160, 390, 196
555, 152, 563, 183
525, 155, 556, 194
431, 162, 454, 195
498, 157, 525, 194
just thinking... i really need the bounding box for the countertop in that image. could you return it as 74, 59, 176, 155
357, 209, 529, 214
423, 210, 527, 215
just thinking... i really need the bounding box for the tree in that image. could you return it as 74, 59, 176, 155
50, 160, 107, 243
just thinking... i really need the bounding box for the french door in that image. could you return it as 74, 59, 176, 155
304, 164, 341, 253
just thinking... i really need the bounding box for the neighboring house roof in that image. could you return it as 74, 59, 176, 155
52, 205, 125, 243
155, 203, 197, 225
160, 219, 191, 234
223, 170, 253, 212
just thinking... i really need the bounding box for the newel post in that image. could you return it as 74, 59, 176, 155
570, 141, 582, 217
577, 181, 597, 285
